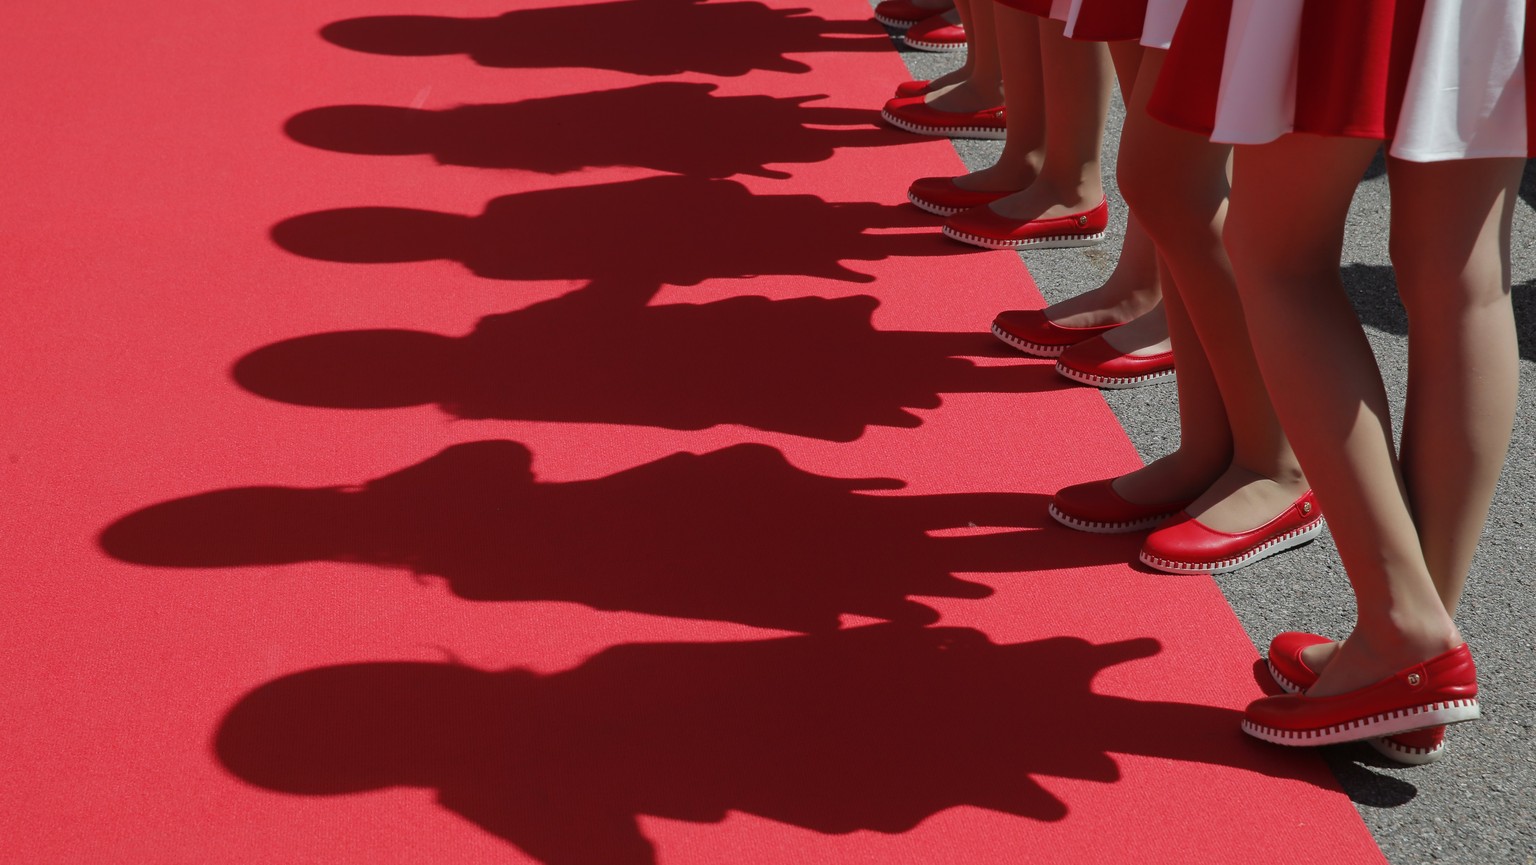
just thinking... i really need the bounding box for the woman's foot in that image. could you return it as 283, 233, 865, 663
984, 177, 1104, 223
1042, 281, 1162, 331
921, 78, 1003, 114
1182, 466, 1310, 535
1307, 623, 1465, 699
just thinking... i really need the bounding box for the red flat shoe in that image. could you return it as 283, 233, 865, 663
895, 79, 933, 98
881, 95, 1006, 140
1268, 631, 1449, 764
908, 176, 1014, 217
1049, 478, 1195, 534
1140, 490, 1323, 574
904, 11, 966, 52
1054, 334, 1174, 388
942, 198, 1108, 249
991, 309, 1122, 358
874, 0, 954, 29
1242, 644, 1480, 747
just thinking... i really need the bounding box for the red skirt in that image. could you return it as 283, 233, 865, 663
995, 0, 1186, 47
1148, 0, 1534, 160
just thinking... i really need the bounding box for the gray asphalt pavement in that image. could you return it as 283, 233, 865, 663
890, 32, 1536, 865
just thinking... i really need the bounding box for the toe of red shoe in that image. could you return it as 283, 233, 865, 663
1267, 631, 1332, 693
894, 79, 932, 98
1050, 478, 1191, 528
993, 309, 1120, 350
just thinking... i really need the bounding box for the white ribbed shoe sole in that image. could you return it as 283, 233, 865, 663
990, 322, 1068, 357
1048, 503, 1177, 534
1266, 660, 1305, 695
907, 191, 966, 217
1367, 733, 1447, 765
1054, 359, 1175, 389
904, 35, 967, 52
942, 224, 1105, 249
1140, 518, 1323, 575
1242, 699, 1479, 747
881, 108, 1007, 139
874, 12, 921, 28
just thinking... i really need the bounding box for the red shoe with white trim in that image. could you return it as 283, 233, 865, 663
1267, 631, 1449, 764
908, 176, 1014, 217
943, 198, 1108, 249
881, 96, 1006, 140
991, 309, 1123, 358
1054, 335, 1174, 388
904, 11, 966, 52
1049, 478, 1194, 534
1242, 644, 1480, 747
1139, 490, 1323, 575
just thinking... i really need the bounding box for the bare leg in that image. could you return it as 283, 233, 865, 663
1390, 156, 1523, 615
922, 0, 1005, 114
1042, 40, 1162, 329
949, 2, 1042, 191
1109, 49, 1307, 531
1226, 134, 1466, 697
1110, 256, 1233, 506
971, 13, 1107, 212
1292, 156, 1523, 675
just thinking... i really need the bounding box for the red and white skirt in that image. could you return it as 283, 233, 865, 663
1147, 0, 1534, 161
1001, 0, 1188, 48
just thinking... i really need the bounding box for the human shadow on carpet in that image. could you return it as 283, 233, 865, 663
101, 442, 1137, 632
285, 84, 900, 179
230, 289, 1063, 441
270, 175, 959, 291
320, 0, 887, 77
213, 625, 1340, 865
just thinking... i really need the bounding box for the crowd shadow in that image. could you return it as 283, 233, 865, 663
319, 0, 886, 77
270, 175, 952, 291
213, 625, 1333, 865
285, 83, 898, 179
1341, 263, 1536, 362
100, 442, 1137, 632
230, 290, 1064, 441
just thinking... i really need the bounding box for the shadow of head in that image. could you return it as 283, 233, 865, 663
232, 329, 453, 409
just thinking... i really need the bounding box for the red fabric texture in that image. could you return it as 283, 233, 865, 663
1145, 0, 1230, 135
1151, 0, 1533, 149
2, 1, 1393, 863
993, 0, 1056, 17
1066, 0, 1153, 41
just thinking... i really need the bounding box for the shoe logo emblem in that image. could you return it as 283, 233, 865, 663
1076, 215, 1088, 227
1302, 502, 1312, 516
1407, 673, 1422, 686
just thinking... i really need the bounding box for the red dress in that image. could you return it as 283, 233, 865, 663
1148, 0, 1534, 161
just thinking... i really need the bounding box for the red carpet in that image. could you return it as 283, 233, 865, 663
1, 1, 1386, 862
